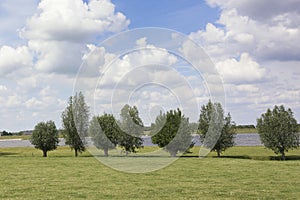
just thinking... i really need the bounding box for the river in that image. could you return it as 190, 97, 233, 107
0, 133, 262, 148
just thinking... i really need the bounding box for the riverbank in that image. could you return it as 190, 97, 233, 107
0, 134, 262, 148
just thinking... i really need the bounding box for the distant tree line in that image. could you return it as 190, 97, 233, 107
0, 130, 25, 136
28, 92, 299, 160
1, 130, 13, 136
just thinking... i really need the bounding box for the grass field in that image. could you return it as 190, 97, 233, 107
0, 146, 299, 199
0, 135, 31, 140
234, 128, 258, 133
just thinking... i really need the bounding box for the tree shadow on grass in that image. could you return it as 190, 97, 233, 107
180, 154, 300, 161
269, 155, 300, 161
0, 152, 18, 156
213, 155, 252, 159
180, 154, 253, 159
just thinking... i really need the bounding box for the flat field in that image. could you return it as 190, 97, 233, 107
0, 146, 299, 199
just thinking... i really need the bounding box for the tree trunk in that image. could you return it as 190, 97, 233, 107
281, 151, 286, 161
104, 148, 109, 157
75, 149, 78, 157
43, 150, 47, 157
217, 150, 221, 157
125, 151, 129, 156
170, 151, 177, 157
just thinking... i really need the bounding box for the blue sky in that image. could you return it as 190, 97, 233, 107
112, 0, 220, 33
0, 0, 300, 132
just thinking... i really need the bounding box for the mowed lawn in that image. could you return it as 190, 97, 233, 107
0, 146, 299, 199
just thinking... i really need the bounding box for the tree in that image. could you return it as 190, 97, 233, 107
198, 100, 236, 157
61, 92, 89, 157
1, 130, 12, 136
89, 113, 119, 156
30, 121, 59, 157
151, 109, 192, 157
118, 104, 143, 155
257, 105, 299, 160
120, 104, 144, 137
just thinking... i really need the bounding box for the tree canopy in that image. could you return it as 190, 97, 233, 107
62, 92, 89, 157
118, 104, 143, 155
89, 113, 119, 156
151, 108, 192, 157
30, 120, 59, 157
257, 105, 299, 160
198, 100, 236, 157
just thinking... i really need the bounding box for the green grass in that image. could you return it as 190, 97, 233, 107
234, 128, 258, 133
0, 135, 31, 140
0, 146, 299, 199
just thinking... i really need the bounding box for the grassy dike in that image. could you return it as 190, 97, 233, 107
0, 146, 299, 199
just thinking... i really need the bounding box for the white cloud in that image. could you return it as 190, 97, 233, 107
216, 53, 266, 83
96, 42, 178, 87
235, 84, 259, 93
0, 85, 8, 94
191, 3, 300, 62
80, 38, 207, 123
206, 0, 300, 26
0, 45, 32, 75
189, 23, 225, 44
21, 0, 129, 42
185, 1, 300, 125
28, 40, 84, 73
25, 97, 43, 109
15, 0, 130, 74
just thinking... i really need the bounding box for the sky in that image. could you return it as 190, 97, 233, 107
0, 0, 300, 132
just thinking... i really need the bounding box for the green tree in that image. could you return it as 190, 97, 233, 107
120, 104, 144, 137
151, 109, 192, 157
257, 105, 299, 160
30, 121, 59, 157
1, 130, 12, 136
118, 104, 143, 155
198, 100, 236, 157
89, 113, 119, 156
62, 92, 89, 157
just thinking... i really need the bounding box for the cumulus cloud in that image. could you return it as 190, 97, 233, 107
0, 85, 8, 92
16, 0, 130, 74
189, 23, 225, 44
216, 53, 266, 83
0, 0, 131, 130
191, 1, 300, 62
186, 0, 300, 125
78, 38, 205, 123
83, 40, 178, 87
0, 45, 32, 75
206, 0, 300, 26
20, 0, 129, 42
28, 40, 84, 73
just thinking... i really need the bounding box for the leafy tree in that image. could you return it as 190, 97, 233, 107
62, 92, 89, 157
30, 121, 59, 157
198, 100, 236, 157
257, 105, 299, 160
120, 104, 144, 137
118, 104, 143, 155
151, 109, 192, 157
89, 113, 119, 156
1, 130, 12, 136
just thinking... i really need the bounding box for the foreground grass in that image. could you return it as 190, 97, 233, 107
234, 128, 257, 133
0, 135, 31, 140
0, 147, 299, 199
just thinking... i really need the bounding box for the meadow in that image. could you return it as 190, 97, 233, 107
0, 146, 299, 199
